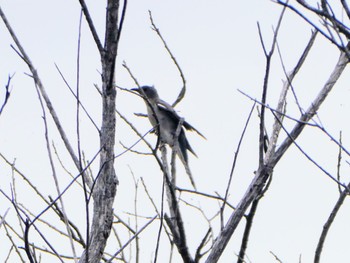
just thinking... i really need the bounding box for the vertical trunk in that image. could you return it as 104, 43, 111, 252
79, 1, 120, 262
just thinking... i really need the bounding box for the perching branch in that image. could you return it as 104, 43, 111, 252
160, 146, 193, 263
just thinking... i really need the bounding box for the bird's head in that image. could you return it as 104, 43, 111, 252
132, 86, 159, 102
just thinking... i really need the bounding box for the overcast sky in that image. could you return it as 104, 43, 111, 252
1, 1, 350, 262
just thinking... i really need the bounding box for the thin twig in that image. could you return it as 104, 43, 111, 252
55, 64, 100, 133
270, 108, 349, 190
153, 175, 166, 263
270, 251, 283, 263
122, 61, 140, 87
0, 207, 10, 228
238, 90, 350, 158
148, 10, 186, 108
194, 228, 212, 262
106, 215, 157, 262
0, 74, 14, 116
176, 187, 238, 211
75, 11, 90, 261
271, 50, 349, 166
276, 0, 350, 56
30, 148, 101, 226
336, 131, 343, 194
220, 102, 255, 228
1, 215, 25, 262
0, 5, 85, 180
34, 71, 78, 261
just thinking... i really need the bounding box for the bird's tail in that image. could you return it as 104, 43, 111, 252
177, 151, 197, 190
177, 131, 197, 190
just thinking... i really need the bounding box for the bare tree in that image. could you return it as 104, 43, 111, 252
0, 1, 125, 262
1, 1, 350, 263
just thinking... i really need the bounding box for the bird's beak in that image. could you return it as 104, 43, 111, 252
131, 88, 146, 100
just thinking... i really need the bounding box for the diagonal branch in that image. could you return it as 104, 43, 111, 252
0, 5, 82, 175
266, 30, 317, 160
258, 3, 286, 165
205, 26, 348, 263
314, 157, 350, 263
276, 0, 350, 54
271, 50, 349, 166
220, 102, 255, 229
78, 0, 104, 53
148, 11, 186, 108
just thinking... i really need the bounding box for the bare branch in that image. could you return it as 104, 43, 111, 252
0, 207, 10, 228
336, 131, 343, 194
341, 0, 350, 20
239, 89, 350, 159
236, 199, 259, 263
34, 74, 78, 261
160, 146, 193, 263
23, 220, 35, 263
194, 228, 212, 262
314, 180, 350, 263
122, 61, 141, 87
106, 216, 157, 262
220, 101, 255, 227
266, 30, 318, 160
206, 9, 348, 263
54, 64, 100, 133
30, 148, 101, 226
148, 10, 186, 108
270, 251, 283, 263
77, 0, 104, 53
0, 74, 14, 116
276, 0, 350, 54
176, 187, 237, 211
271, 50, 349, 166
270, 108, 348, 189
0, 5, 85, 180
258, 2, 287, 165
153, 174, 166, 263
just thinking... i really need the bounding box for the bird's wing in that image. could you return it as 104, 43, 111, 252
157, 100, 206, 140
156, 104, 181, 128
182, 121, 206, 140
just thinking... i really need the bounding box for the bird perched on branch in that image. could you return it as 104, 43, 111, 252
132, 85, 205, 188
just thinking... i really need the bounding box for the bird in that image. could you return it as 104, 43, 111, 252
132, 85, 205, 188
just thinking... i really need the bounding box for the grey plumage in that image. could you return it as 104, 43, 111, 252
132, 85, 205, 188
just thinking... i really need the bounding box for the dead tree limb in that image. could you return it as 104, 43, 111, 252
205, 16, 349, 263
79, 0, 125, 262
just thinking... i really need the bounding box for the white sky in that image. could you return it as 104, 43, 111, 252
1, 0, 350, 262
